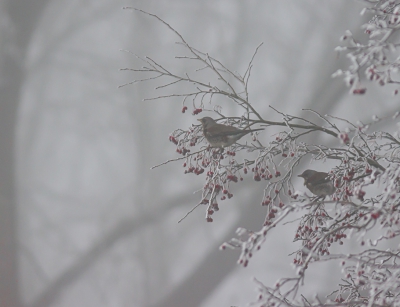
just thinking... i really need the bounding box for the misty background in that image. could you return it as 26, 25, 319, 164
1, 1, 399, 306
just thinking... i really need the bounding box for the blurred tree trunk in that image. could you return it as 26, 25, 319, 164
1, 1, 50, 306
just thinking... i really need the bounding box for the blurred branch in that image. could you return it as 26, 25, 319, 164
29, 191, 194, 307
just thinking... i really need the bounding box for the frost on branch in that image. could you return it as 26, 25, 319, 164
334, 0, 400, 95
124, 8, 400, 307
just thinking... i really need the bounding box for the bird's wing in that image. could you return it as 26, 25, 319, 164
218, 128, 263, 136
312, 172, 332, 185
206, 124, 241, 136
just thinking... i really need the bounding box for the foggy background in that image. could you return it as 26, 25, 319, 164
1, 1, 399, 306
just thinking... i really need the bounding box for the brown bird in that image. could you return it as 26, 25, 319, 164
197, 117, 263, 148
298, 169, 335, 197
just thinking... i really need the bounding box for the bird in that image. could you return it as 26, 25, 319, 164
298, 169, 335, 197
197, 117, 263, 148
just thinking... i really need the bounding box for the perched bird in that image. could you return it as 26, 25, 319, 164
197, 117, 263, 148
298, 169, 335, 197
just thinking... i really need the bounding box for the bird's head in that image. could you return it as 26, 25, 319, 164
197, 117, 217, 128
298, 169, 318, 180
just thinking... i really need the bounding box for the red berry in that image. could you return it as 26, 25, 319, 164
353, 88, 366, 95
371, 212, 380, 219
192, 108, 203, 115
262, 200, 270, 206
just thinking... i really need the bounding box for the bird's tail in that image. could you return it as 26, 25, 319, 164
248, 128, 263, 132
218, 128, 263, 136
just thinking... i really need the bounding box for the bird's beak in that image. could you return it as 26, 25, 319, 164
297, 175, 303, 178
197, 119, 202, 122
